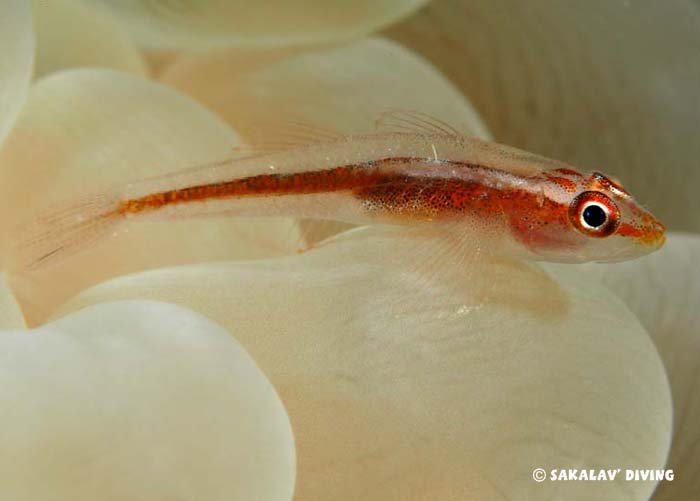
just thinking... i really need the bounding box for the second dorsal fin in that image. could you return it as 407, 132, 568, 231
229, 110, 466, 159
374, 109, 464, 137
231, 119, 346, 158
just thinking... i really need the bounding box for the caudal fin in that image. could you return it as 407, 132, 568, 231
8, 191, 124, 271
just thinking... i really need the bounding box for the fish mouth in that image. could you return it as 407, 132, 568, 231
653, 231, 666, 249
645, 218, 666, 249
596, 218, 666, 263
616, 216, 666, 249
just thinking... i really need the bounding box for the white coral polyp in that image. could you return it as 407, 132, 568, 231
0, 300, 295, 501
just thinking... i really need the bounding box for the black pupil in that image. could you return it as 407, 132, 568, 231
582, 204, 607, 228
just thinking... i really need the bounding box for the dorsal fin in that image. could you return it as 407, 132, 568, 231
375, 109, 464, 137
232, 119, 346, 157
229, 110, 466, 159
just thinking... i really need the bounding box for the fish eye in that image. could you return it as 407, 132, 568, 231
569, 191, 620, 237
582, 203, 607, 228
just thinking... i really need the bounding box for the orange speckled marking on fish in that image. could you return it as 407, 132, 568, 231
544, 173, 577, 192
120, 164, 386, 214
115, 153, 665, 255
17, 123, 666, 272
120, 157, 462, 214
617, 220, 665, 245
551, 167, 581, 177
119, 157, 526, 221
119, 156, 573, 250
355, 175, 570, 248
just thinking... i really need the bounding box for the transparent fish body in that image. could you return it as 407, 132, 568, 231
13, 128, 665, 270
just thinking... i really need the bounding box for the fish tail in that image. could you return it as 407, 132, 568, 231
8, 190, 124, 271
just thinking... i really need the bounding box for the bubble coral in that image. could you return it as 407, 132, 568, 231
0, 0, 697, 499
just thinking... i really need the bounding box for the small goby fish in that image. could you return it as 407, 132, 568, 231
16, 120, 665, 269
